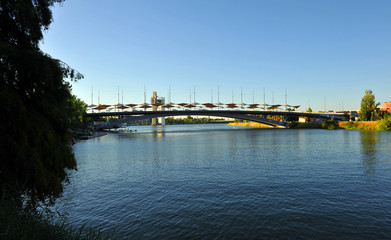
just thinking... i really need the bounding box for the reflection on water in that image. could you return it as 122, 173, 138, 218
360, 131, 377, 173
152, 129, 165, 138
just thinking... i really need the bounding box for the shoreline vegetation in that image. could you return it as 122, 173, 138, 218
229, 118, 391, 131
0, 198, 116, 240
228, 122, 278, 128
165, 116, 227, 125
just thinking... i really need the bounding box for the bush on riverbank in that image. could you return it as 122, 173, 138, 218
376, 115, 391, 131
321, 120, 340, 130
290, 120, 339, 129
0, 199, 116, 240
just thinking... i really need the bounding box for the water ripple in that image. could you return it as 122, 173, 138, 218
59, 126, 391, 239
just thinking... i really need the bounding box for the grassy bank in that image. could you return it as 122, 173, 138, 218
339, 121, 378, 130
339, 117, 391, 131
228, 122, 278, 128
0, 199, 116, 240
293, 120, 390, 131
229, 121, 335, 129
231, 117, 391, 131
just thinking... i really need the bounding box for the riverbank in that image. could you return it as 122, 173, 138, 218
228, 122, 277, 128
230, 119, 391, 131
338, 121, 378, 130
78, 131, 107, 139
165, 117, 229, 125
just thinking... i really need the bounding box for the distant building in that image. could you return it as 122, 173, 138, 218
379, 101, 391, 113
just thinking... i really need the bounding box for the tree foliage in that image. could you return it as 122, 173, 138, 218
359, 89, 377, 121
166, 116, 212, 124
377, 115, 391, 131
0, 0, 83, 208
68, 94, 88, 131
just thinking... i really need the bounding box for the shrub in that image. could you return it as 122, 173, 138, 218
321, 120, 339, 130
342, 121, 359, 130
377, 115, 391, 131
0, 198, 116, 240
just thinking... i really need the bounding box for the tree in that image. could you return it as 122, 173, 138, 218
0, 0, 83, 209
68, 94, 88, 132
342, 112, 350, 121
307, 107, 313, 112
359, 90, 377, 121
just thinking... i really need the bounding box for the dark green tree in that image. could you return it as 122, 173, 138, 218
0, 0, 83, 209
307, 107, 312, 112
342, 112, 350, 121
359, 89, 377, 121
68, 94, 88, 131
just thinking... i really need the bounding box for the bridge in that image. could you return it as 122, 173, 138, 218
87, 110, 335, 129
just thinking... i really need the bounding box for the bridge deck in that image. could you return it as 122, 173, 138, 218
87, 110, 328, 118
88, 110, 333, 130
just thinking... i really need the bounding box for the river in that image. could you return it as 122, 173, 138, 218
58, 124, 391, 239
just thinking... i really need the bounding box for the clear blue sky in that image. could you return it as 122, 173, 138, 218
40, 0, 391, 111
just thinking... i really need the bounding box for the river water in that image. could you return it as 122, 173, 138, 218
59, 124, 391, 239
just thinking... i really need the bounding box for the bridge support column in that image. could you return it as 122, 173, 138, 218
159, 105, 165, 126
151, 91, 165, 126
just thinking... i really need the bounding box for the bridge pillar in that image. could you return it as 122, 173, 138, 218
151, 91, 165, 126
159, 105, 165, 126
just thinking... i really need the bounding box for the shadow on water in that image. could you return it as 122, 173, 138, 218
360, 131, 378, 174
